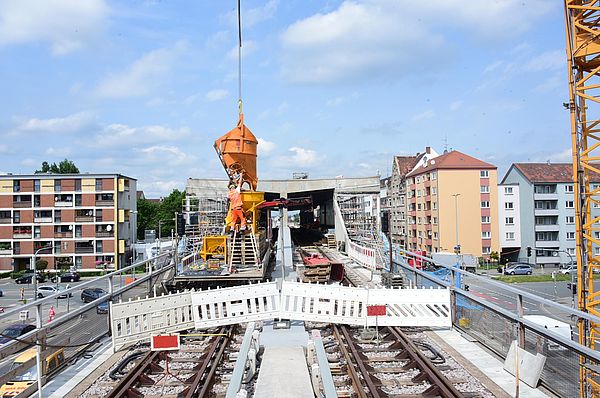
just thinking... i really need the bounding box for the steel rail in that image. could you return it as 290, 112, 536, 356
338, 325, 383, 398
193, 327, 233, 398
331, 324, 369, 398
106, 350, 159, 398
387, 326, 463, 398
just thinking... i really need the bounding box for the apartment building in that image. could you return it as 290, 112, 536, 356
405, 150, 499, 257
388, 148, 439, 248
0, 174, 137, 271
499, 163, 586, 267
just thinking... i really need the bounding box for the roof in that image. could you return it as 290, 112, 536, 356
508, 163, 598, 183
394, 155, 419, 177
136, 190, 145, 200
406, 150, 496, 177
0, 173, 136, 180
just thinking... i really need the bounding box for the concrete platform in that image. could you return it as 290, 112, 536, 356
253, 346, 313, 398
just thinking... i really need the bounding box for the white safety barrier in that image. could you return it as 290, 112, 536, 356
111, 290, 194, 351
191, 282, 280, 329
111, 281, 450, 349
348, 241, 377, 270
280, 281, 450, 327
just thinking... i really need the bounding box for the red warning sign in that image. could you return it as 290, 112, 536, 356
367, 305, 387, 316
151, 333, 180, 351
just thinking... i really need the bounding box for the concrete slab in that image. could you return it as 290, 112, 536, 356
260, 320, 309, 347
253, 346, 313, 398
435, 329, 550, 398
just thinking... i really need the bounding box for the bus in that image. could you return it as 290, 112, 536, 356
0, 347, 65, 397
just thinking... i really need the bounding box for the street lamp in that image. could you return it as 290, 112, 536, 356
552, 249, 575, 307
31, 244, 51, 398
129, 210, 138, 264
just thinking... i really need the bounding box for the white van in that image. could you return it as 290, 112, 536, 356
524, 315, 572, 351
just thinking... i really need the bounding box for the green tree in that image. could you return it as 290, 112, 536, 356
35, 159, 80, 174
137, 198, 160, 240
157, 189, 185, 237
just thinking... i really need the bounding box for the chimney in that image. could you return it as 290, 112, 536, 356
426, 146, 431, 154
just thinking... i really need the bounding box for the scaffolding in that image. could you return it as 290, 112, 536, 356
335, 192, 386, 268
182, 195, 228, 252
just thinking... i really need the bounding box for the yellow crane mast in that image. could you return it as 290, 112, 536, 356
564, 1, 600, 396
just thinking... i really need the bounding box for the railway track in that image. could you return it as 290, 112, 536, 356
81, 327, 234, 398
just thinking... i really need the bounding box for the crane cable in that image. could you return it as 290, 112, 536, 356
237, 0, 243, 115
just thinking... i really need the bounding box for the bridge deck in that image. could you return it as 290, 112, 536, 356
253, 346, 313, 398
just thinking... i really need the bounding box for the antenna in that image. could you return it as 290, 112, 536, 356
443, 135, 449, 153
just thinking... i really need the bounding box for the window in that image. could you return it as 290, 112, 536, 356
34, 180, 40, 193
480, 170, 489, 178
75, 256, 82, 269
54, 180, 61, 192
595, 231, 600, 239
505, 202, 514, 209
433, 232, 438, 240
482, 231, 491, 239
13, 211, 20, 224
481, 201, 490, 208
430, 172, 437, 180
481, 216, 490, 224
506, 232, 515, 240
34, 195, 40, 207
418, 231, 422, 238
54, 210, 61, 223
417, 217, 422, 225
96, 241, 103, 254
504, 186, 513, 194
75, 225, 82, 238
12, 180, 20, 193
416, 176, 420, 183
75, 179, 81, 191
565, 184, 574, 193
432, 217, 438, 224
75, 194, 82, 206
505, 217, 514, 225
596, 247, 600, 255
95, 179, 103, 191
567, 248, 576, 255
482, 246, 491, 254
566, 200, 574, 208
567, 232, 575, 240
96, 209, 103, 222
566, 216, 575, 224
432, 202, 437, 210
432, 187, 437, 195
480, 185, 489, 193
417, 203, 421, 210
34, 226, 41, 239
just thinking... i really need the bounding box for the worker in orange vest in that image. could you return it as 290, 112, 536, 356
48, 306, 56, 322
228, 179, 247, 233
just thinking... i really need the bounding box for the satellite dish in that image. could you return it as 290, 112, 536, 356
430, 160, 436, 165
68, 225, 73, 230
106, 225, 112, 231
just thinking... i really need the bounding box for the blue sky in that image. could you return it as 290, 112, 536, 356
0, 0, 567, 197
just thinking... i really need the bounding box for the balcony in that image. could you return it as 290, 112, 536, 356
534, 209, 559, 216
54, 232, 73, 238
75, 216, 94, 222
536, 256, 561, 264
535, 240, 561, 248
534, 193, 558, 201
96, 200, 114, 207
96, 231, 114, 238
34, 217, 52, 223
535, 224, 560, 232
75, 246, 94, 254
13, 232, 32, 239
55, 201, 73, 207
0, 218, 11, 224
0, 248, 12, 255
13, 201, 31, 208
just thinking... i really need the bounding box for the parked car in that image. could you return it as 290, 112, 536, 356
81, 288, 107, 303
36, 286, 72, 299
50, 272, 80, 283
14, 273, 45, 284
560, 265, 575, 275
0, 324, 36, 344
504, 263, 533, 275
96, 301, 109, 314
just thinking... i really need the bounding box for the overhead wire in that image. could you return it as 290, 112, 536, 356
237, 0, 243, 115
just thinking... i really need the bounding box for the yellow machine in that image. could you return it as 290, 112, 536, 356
0, 348, 65, 397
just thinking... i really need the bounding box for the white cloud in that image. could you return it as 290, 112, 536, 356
140, 180, 183, 198
227, 40, 258, 59
136, 145, 195, 167
12, 112, 94, 134
450, 100, 463, 111
258, 138, 276, 155
533, 75, 562, 93
288, 147, 319, 166
221, 0, 279, 28
94, 123, 190, 148
0, 145, 10, 154
95, 42, 186, 98
412, 110, 435, 122
483, 61, 503, 74
45, 147, 72, 157
205, 89, 229, 102
0, 0, 109, 55
280, 0, 554, 84
547, 148, 572, 162
523, 50, 564, 72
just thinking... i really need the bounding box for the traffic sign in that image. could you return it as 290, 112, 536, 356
367, 305, 387, 316
150, 333, 180, 351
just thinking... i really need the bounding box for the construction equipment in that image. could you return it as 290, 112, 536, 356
564, 2, 600, 396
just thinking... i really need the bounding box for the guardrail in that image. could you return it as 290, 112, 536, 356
0, 252, 174, 391
392, 248, 600, 397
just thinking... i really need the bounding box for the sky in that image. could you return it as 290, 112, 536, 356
0, 0, 569, 197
